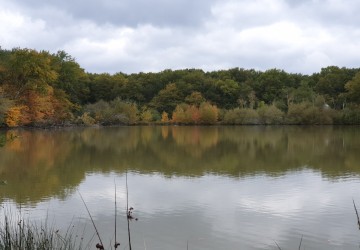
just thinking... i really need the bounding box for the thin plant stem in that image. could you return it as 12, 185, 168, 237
353, 199, 360, 230
126, 171, 132, 250
274, 241, 282, 250
298, 235, 303, 250
78, 191, 104, 248
114, 179, 120, 249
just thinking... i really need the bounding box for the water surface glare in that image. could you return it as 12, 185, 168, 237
0, 126, 360, 249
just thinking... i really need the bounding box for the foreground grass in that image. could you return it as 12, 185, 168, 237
0, 215, 84, 250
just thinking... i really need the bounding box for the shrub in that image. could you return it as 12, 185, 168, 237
140, 109, 153, 122
223, 108, 260, 125
257, 105, 284, 125
286, 102, 333, 125
78, 112, 96, 125
339, 105, 360, 124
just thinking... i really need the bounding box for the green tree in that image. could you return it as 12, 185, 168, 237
89, 73, 112, 102
315, 66, 356, 109
216, 79, 240, 109
292, 80, 316, 104
344, 72, 360, 104
3, 48, 58, 99
253, 69, 291, 104
185, 91, 206, 106
52, 51, 90, 105
121, 75, 145, 104
150, 83, 183, 114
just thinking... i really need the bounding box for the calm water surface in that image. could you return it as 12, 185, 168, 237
0, 126, 360, 249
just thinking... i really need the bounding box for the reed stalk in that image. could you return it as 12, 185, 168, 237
78, 191, 104, 249
126, 171, 132, 250
353, 199, 360, 230
0, 214, 81, 249
114, 180, 120, 248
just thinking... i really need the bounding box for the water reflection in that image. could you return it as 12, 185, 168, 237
0, 126, 360, 204
2, 171, 358, 250
0, 126, 360, 249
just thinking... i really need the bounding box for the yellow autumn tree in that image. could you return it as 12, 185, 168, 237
172, 105, 187, 123
199, 102, 219, 124
141, 109, 153, 122
161, 111, 169, 123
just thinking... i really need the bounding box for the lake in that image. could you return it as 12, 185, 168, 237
0, 126, 360, 249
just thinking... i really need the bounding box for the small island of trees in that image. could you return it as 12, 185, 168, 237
1, 47, 360, 127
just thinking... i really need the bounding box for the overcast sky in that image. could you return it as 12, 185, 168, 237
1, 0, 359, 74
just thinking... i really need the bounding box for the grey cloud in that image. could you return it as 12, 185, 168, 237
12, 0, 217, 27
290, 0, 360, 28
2, 0, 360, 74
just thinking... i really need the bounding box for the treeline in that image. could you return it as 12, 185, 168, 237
1, 47, 360, 127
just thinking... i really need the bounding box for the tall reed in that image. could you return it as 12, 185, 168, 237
0, 214, 83, 249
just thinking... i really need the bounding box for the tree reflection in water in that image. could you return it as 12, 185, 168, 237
0, 126, 359, 204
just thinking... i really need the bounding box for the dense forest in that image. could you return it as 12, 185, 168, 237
1, 47, 360, 127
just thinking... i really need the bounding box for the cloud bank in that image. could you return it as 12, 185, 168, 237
1, 0, 360, 74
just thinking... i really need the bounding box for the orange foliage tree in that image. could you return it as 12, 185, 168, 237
5, 105, 28, 127
187, 105, 201, 124
0, 49, 73, 127
172, 102, 218, 124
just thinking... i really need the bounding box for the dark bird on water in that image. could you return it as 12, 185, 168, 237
96, 243, 104, 250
